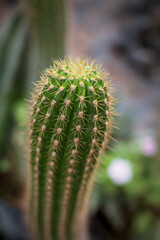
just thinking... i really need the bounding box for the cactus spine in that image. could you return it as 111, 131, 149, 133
27, 57, 114, 240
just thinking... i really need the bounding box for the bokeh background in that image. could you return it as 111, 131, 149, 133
0, 0, 160, 239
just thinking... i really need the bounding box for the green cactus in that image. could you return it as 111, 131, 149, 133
27, 0, 67, 70
27, 57, 114, 240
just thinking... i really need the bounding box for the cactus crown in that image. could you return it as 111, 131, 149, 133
28, 57, 114, 240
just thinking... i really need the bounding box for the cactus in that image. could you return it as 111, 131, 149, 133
27, 57, 115, 240
27, 0, 67, 70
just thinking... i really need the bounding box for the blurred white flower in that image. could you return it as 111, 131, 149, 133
107, 158, 133, 185
139, 136, 157, 156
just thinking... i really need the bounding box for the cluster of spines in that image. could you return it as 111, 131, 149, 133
27, 57, 116, 240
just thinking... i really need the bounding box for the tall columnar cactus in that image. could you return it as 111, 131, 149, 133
27, 57, 115, 240
27, 0, 67, 70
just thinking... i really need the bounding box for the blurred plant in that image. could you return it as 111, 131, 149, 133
94, 136, 160, 240
27, 0, 67, 70
0, 158, 11, 174
0, 0, 67, 189
0, 6, 28, 153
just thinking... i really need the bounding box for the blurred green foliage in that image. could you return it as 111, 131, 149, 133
0, 158, 11, 174
93, 137, 160, 239
98, 140, 160, 202
0, 7, 28, 152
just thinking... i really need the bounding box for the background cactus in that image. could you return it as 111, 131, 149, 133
28, 57, 115, 240
27, 0, 67, 70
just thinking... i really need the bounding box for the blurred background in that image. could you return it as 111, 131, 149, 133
0, 0, 160, 239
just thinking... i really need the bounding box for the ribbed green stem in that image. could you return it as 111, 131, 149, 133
28, 57, 113, 240
27, 0, 67, 70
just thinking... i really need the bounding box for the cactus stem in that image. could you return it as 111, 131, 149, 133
27, 56, 116, 240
